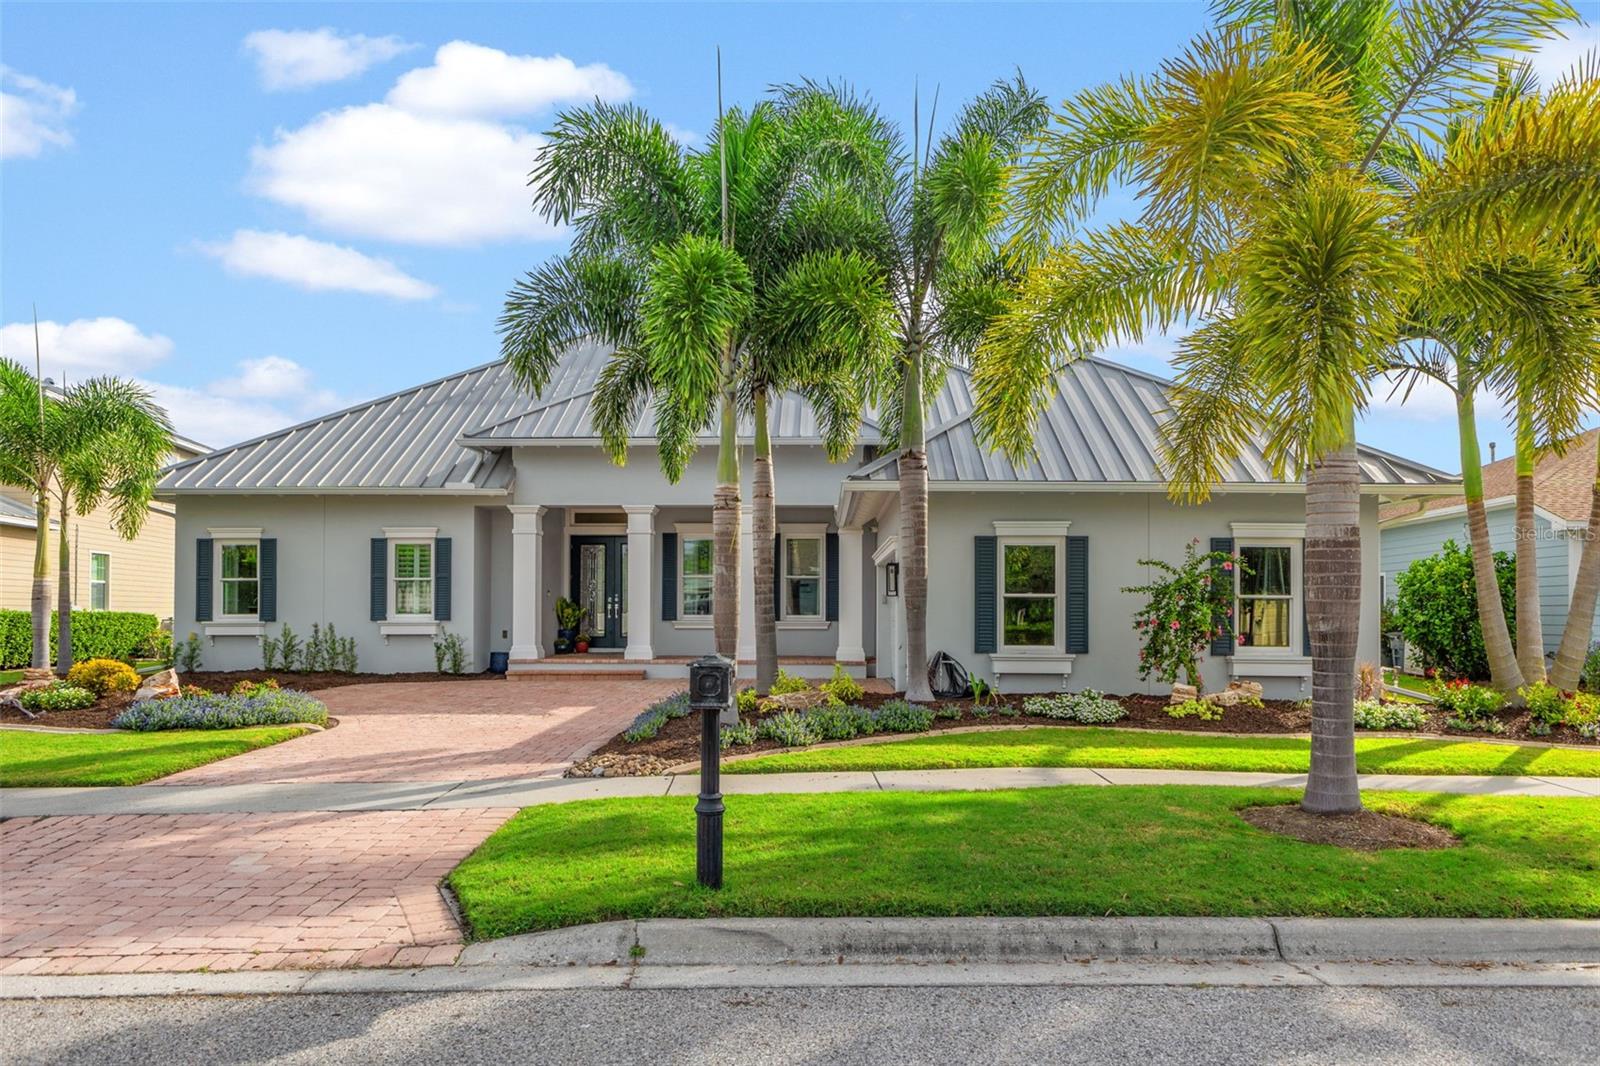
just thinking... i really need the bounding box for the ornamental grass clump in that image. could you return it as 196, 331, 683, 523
112, 689, 327, 731
1123, 540, 1244, 690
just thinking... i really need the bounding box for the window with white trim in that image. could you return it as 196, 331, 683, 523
999, 538, 1063, 652
680, 535, 713, 618
782, 531, 824, 620
1235, 540, 1298, 652
392, 540, 435, 620
218, 541, 259, 619
89, 552, 110, 610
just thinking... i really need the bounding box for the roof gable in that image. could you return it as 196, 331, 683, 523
1380, 428, 1597, 524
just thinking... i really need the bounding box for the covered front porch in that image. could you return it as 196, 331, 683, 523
499, 503, 874, 681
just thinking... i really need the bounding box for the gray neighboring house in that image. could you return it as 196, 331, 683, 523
1380, 428, 1599, 656
158, 346, 1456, 698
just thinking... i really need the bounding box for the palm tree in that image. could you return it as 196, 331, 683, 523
859, 75, 1049, 702
500, 89, 892, 686
0, 359, 173, 671
1552, 430, 1600, 689
972, 1, 1591, 813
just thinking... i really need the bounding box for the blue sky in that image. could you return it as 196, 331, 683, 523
2, 2, 1594, 470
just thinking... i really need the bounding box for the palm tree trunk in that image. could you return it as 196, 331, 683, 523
1302, 423, 1362, 816
1513, 411, 1545, 683
55, 486, 73, 676
1458, 388, 1524, 691
899, 350, 934, 703
1549, 431, 1600, 690
712, 361, 741, 670
30, 488, 51, 671
751, 390, 778, 693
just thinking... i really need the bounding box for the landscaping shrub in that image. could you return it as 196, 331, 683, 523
177, 633, 203, 673
1122, 539, 1242, 689
871, 699, 935, 734
770, 669, 809, 696
1521, 683, 1570, 725
1567, 693, 1600, 740
933, 702, 963, 720
720, 720, 757, 750
736, 687, 760, 716
434, 631, 466, 674
1392, 540, 1514, 680
1167, 699, 1222, 722
0, 610, 161, 668
620, 690, 692, 742
139, 629, 174, 667
18, 682, 97, 711
819, 664, 864, 705
1352, 699, 1428, 731
231, 678, 281, 698
1428, 679, 1504, 720
1446, 714, 1506, 735
112, 689, 328, 731
804, 702, 875, 741
756, 710, 818, 747
993, 700, 1022, 717
1583, 643, 1600, 694
1022, 690, 1127, 724
66, 658, 140, 697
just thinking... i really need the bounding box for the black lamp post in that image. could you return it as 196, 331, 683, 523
688, 653, 732, 889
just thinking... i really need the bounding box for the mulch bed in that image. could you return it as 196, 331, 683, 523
181, 670, 490, 693
596, 689, 1594, 767
0, 692, 137, 730
1239, 804, 1460, 851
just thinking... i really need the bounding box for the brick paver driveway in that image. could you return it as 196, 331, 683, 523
159, 677, 683, 784
1, 678, 680, 976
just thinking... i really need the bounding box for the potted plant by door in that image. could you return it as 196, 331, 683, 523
554, 597, 585, 654
574, 626, 591, 654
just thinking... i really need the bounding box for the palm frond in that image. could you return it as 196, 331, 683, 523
591, 345, 656, 464
499, 255, 645, 395
1162, 318, 1266, 503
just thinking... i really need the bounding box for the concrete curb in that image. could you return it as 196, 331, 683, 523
458, 916, 1600, 968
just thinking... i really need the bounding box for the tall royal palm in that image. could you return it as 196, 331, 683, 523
972, 1, 1591, 813
0, 359, 173, 671
863, 75, 1048, 702
500, 89, 892, 683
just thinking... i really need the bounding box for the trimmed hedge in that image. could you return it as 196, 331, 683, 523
0, 610, 161, 668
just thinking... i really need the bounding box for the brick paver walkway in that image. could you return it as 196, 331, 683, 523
0, 809, 514, 975
0, 679, 682, 976
158, 677, 683, 784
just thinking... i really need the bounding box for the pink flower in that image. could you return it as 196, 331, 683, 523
1237, 634, 1247, 645
1170, 620, 1180, 630
1226, 607, 1233, 618
1201, 575, 1211, 586
1223, 561, 1234, 571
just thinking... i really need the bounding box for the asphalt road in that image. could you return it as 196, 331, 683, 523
7, 986, 1599, 1065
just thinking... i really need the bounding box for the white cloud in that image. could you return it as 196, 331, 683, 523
0, 317, 173, 378
208, 355, 313, 400
249, 103, 557, 245
1, 66, 79, 159
248, 42, 636, 245
1528, 21, 1598, 88
1364, 370, 1505, 422
386, 40, 631, 118
243, 28, 413, 91
199, 229, 438, 299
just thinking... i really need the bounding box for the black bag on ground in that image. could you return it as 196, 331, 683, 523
928, 652, 973, 699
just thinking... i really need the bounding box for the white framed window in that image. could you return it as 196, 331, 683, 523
1234, 539, 1300, 653
392, 540, 435, 621
782, 527, 826, 621
89, 552, 110, 610
217, 541, 260, 619
998, 537, 1064, 653
679, 532, 714, 619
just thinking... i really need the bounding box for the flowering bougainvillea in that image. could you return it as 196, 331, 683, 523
1122, 539, 1248, 690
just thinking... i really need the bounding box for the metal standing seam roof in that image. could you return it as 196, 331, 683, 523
847, 359, 1459, 488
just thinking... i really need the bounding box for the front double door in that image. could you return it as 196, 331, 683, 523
569, 535, 627, 650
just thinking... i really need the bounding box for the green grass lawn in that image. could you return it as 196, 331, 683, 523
724, 726, 1600, 778
0, 727, 309, 786
448, 786, 1600, 939
1384, 670, 1434, 698
0, 669, 20, 685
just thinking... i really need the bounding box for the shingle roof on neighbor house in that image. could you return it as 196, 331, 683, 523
160, 345, 1457, 495
847, 360, 1457, 488
1379, 428, 1598, 526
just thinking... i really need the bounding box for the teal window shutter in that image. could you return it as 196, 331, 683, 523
258, 538, 277, 622
825, 531, 840, 622
1210, 537, 1234, 657
1065, 535, 1088, 654
772, 534, 782, 621
434, 537, 452, 621
195, 538, 213, 622
661, 532, 678, 621
370, 538, 387, 621
974, 535, 997, 654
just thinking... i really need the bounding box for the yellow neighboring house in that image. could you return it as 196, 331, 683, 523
0, 434, 209, 622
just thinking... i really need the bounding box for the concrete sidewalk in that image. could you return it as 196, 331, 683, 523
4, 764, 1598, 816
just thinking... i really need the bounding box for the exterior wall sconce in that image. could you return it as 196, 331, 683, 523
885, 562, 900, 597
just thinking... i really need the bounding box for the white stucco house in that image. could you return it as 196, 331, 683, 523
157, 345, 1457, 698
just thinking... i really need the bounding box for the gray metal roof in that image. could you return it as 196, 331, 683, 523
0, 494, 37, 525
848, 359, 1457, 488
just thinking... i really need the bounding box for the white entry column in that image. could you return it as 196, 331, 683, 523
737, 503, 755, 669
508, 505, 546, 662
836, 526, 866, 664
623, 505, 656, 661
